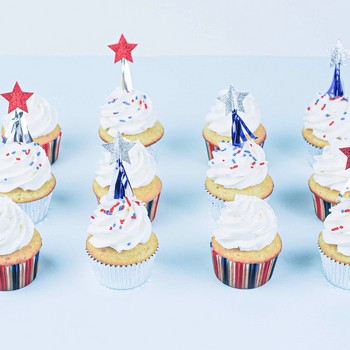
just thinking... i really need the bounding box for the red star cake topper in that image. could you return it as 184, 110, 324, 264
1, 82, 33, 113
340, 147, 350, 170
108, 34, 138, 63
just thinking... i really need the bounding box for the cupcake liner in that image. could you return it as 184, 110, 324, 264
205, 186, 225, 220
319, 245, 350, 290
211, 243, 278, 289
145, 192, 161, 221
40, 130, 62, 164
146, 143, 157, 158
311, 192, 334, 221
304, 138, 322, 166
87, 249, 157, 290
18, 193, 53, 224
0, 251, 40, 291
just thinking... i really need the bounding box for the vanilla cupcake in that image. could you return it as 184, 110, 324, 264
3, 93, 62, 164
203, 89, 266, 160
309, 139, 350, 221
211, 195, 282, 289
0, 196, 42, 291
318, 200, 350, 289
205, 140, 273, 219
302, 94, 350, 165
86, 195, 158, 289
93, 141, 161, 221
0, 141, 55, 223
99, 87, 164, 156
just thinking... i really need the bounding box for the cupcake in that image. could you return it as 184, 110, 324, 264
0, 141, 56, 223
2, 93, 62, 164
309, 139, 350, 221
211, 195, 282, 289
205, 140, 273, 219
99, 87, 164, 155
318, 200, 350, 289
0, 196, 42, 291
203, 86, 266, 160
302, 40, 350, 165
93, 140, 162, 221
86, 195, 158, 289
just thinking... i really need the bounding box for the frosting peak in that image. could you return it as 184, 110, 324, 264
213, 195, 277, 251
100, 87, 157, 136
0, 196, 34, 255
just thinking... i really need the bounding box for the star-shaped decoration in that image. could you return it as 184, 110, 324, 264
102, 132, 137, 165
217, 85, 249, 115
339, 147, 350, 170
329, 40, 350, 67
108, 34, 138, 63
1, 82, 33, 113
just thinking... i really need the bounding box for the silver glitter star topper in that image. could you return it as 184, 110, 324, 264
329, 40, 350, 67
102, 132, 136, 165
217, 85, 249, 115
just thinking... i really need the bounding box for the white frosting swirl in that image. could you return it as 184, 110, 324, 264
304, 94, 350, 141
323, 201, 350, 256
313, 139, 350, 192
88, 195, 152, 253
206, 90, 261, 136
100, 87, 157, 136
0, 196, 34, 255
3, 93, 58, 139
0, 142, 52, 192
206, 140, 268, 189
95, 141, 156, 189
214, 195, 277, 251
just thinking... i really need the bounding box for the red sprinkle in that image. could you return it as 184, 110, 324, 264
230, 165, 238, 169
120, 219, 125, 224
329, 121, 334, 126
90, 216, 95, 219
307, 107, 310, 111
125, 196, 131, 206
260, 162, 265, 165
25, 149, 31, 155
109, 227, 113, 231
16, 158, 20, 161
344, 209, 350, 213
321, 104, 326, 110
6, 153, 9, 156
144, 103, 148, 109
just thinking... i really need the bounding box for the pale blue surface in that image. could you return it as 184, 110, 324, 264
0, 56, 349, 349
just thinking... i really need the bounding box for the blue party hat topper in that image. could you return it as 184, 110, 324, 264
102, 133, 137, 200
217, 86, 257, 147
326, 40, 350, 98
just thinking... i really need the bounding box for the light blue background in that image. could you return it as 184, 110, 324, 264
0, 56, 348, 349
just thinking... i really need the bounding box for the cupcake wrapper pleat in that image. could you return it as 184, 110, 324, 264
0, 251, 40, 291
205, 186, 225, 220
146, 143, 157, 158
145, 192, 161, 221
87, 250, 157, 290
304, 139, 322, 167
40, 131, 62, 165
319, 245, 350, 290
211, 243, 279, 289
311, 192, 334, 221
18, 193, 53, 224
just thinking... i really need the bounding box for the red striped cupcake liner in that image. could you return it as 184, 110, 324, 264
204, 139, 265, 161
145, 192, 161, 221
211, 243, 278, 289
40, 130, 62, 164
0, 252, 40, 291
311, 192, 335, 221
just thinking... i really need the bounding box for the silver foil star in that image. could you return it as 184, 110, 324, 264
102, 132, 136, 165
329, 40, 350, 67
217, 85, 249, 114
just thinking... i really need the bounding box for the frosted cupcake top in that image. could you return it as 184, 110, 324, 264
0, 196, 34, 255
304, 94, 350, 141
100, 87, 157, 137
214, 195, 277, 251
88, 195, 152, 253
206, 90, 261, 137
3, 93, 58, 139
206, 140, 268, 189
313, 139, 350, 192
95, 141, 156, 189
323, 201, 350, 256
0, 142, 51, 192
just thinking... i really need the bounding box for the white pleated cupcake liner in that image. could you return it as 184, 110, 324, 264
319, 245, 350, 290
87, 249, 157, 290
304, 139, 323, 167
17, 193, 53, 224
146, 143, 157, 158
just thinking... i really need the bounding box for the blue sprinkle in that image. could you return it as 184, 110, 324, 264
119, 225, 122, 230
11, 151, 16, 154
113, 223, 116, 227
113, 111, 119, 115
143, 95, 147, 99
231, 159, 236, 164
37, 152, 41, 156
137, 108, 141, 111
29, 161, 34, 166
344, 112, 347, 115
243, 154, 247, 157
21, 149, 26, 153
128, 116, 132, 119
135, 96, 138, 100
4, 178, 7, 181
221, 148, 226, 152
122, 101, 131, 106
36, 166, 39, 170
342, 209, 345, 213
119, 119, 125, 123
341, 117, 346, 120
244, 150, 251, 153
127, 242, 131, 246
